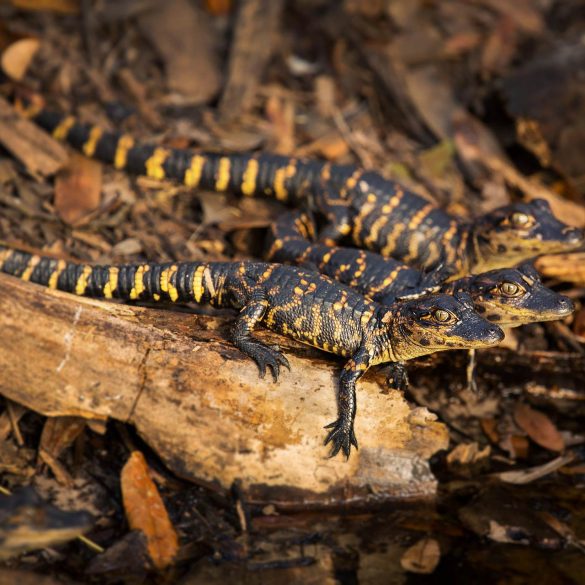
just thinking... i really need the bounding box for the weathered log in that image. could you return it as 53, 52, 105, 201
0, 274, 448, 507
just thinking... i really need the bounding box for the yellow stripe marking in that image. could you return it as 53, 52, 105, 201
20, 255, 41, 281
82, 126, 103, 157
48, 260, 67, 289
166, 265, 179, 302
0, 248, 12, 266
114, 135, 135, 169
441, 221, 459, 266
241, 159, 259, 196
364, 215, 389, 247
129, 265, 148, 300
145, 147, 170, 180
75, 265, 93, 295
381, 222, 406, 256
192, 265, 206, 303
215, 157, 231, 191
103, 267, 119, 298
52, 116, 76, 140
273, 162, 297, 202
153, 293, 160, 301
404, 204, 435, 262
184, 155, 205, 187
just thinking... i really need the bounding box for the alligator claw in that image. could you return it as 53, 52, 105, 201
250, 343, 290, 382
324, 418, 358, 459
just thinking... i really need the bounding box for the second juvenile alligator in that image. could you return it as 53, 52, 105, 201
17, 101, 584, 277
267, 210, 575, 328
0, 243, 503, 458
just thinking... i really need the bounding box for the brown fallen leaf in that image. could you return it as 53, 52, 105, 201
121, 451, 179, 571
446, 442, 491, 469
1, 38, 40, 81
54, 153, 102, 226
400, 537, 441, 574
39, 416, 86, 462
513, 403, 565, 452
9, 0, 80, 13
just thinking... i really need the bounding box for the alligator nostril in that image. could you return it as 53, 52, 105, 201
563, 227, 584, 245
487, 325, 505, 344
558, 297, 575, 315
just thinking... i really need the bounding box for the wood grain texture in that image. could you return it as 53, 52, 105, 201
0, 273, 449, 506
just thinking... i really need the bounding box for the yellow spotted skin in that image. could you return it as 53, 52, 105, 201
25, 104, 583, 276
0, 242, 503, 458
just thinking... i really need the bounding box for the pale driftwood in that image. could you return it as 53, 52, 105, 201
0, 274, 449, 506
0, 96, 68, 177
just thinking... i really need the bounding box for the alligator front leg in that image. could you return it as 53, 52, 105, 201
231, 295, 290, 382
324, 349, 370, 459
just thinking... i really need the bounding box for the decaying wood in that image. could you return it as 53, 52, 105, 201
0, 96, 68, 177
219, 0, 285, 121
0, 274, 448, 507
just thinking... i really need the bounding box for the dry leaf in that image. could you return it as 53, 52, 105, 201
9, 0, 79, 13
513, 403, 565, 452
1, 38, 40, 81
400, 537, 440, 574
204, 0, 232, 15
54, 153, 102, 226
446, 442, 491, 467
39, 416, 86, 461
121, 451, 179, 571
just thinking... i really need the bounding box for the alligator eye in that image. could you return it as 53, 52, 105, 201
499, 282, 523, 296
432, 309, 452, 323
510, 212, 532, 228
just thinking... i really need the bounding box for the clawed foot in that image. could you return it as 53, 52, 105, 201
249, 343, 290, 382
324, 418, 358, 459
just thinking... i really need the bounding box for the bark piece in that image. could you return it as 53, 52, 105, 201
0, 274, 448, 506
219, 0, 285, 121
0, 96, 68, 176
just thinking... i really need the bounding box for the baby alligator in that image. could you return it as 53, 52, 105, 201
267, 210, 575, 327
0, 244, 504, 458
17, 101, 584, 277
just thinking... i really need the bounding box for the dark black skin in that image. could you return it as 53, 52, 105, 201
0, 244, 504, 458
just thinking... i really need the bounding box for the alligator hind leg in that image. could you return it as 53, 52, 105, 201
231, 296, 290, 382
324, 349, 370, 459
